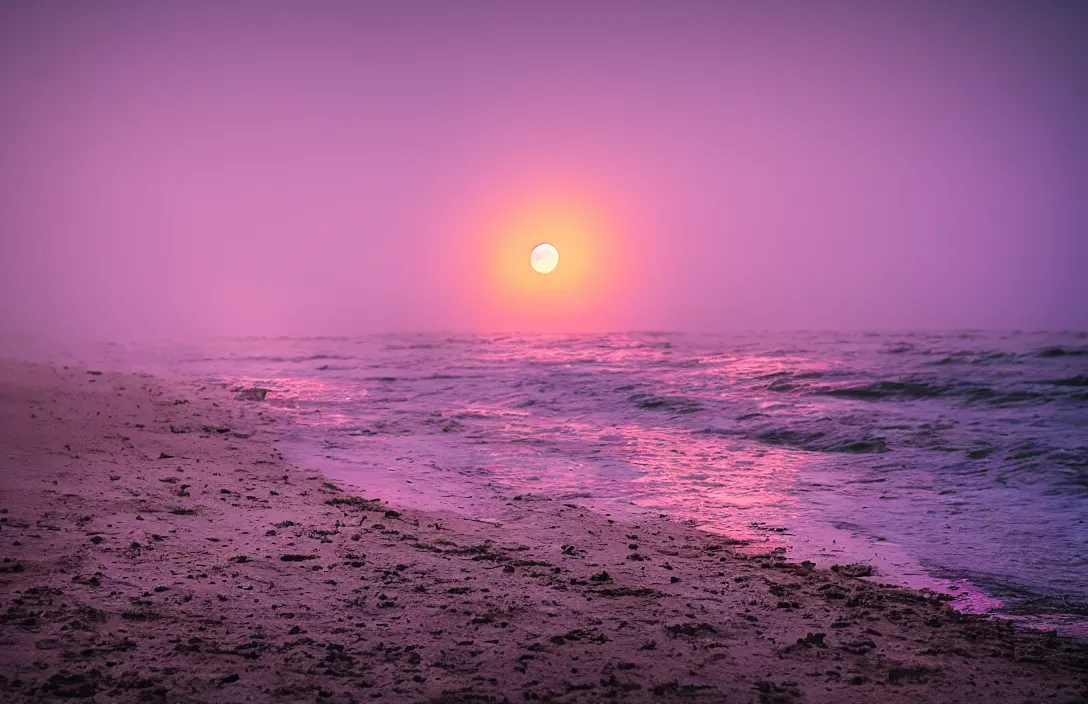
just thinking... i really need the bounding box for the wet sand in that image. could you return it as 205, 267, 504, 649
0, 360, 1085, 703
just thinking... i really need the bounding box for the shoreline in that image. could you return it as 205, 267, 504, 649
273, 384, 1088, 639
1, 360, 1085, 702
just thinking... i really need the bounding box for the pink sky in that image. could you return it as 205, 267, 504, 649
2, 1, 1086, 341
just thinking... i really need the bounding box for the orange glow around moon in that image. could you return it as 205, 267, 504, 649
434, 183, 633, 331
485, 196, 621, 326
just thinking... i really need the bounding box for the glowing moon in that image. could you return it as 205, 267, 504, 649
530, 243, 559, 274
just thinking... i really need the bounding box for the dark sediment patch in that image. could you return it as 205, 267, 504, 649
233, 387, 269, 401
325, 496, 386, 511
591, 587, 666, 598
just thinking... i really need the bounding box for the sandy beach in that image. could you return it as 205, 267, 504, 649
0, 360, 1085, 704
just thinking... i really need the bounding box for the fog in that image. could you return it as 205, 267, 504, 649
2, 0, 1086, 344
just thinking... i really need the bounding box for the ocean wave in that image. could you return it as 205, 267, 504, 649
814, 379, 1057, 405
757, 370, 831, 392
752, 428, 889, 453
701, 424, 890, 454
627, 393, 702, 413
1041, 375, 1088, 387
815, 380, 953, 400
924, 351, 1021, 366
959, 388, 1053, 406
1036, 346, 1088, 358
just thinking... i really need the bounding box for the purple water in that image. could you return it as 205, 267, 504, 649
37, 331, 1088, 634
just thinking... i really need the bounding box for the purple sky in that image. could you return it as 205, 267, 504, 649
2, 1, 1086, 340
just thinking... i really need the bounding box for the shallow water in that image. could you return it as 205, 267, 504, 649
49, 331, 1088, 634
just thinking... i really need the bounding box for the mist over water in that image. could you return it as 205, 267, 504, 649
61, 330, 1088, 634
2, 1, 1088, 339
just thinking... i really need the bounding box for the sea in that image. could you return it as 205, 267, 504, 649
40, 331, 1088, 635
